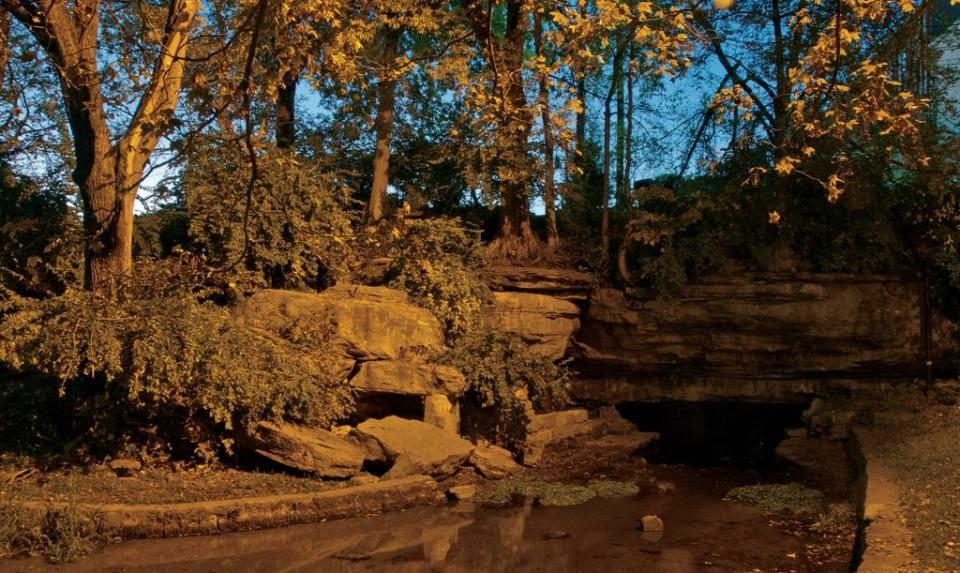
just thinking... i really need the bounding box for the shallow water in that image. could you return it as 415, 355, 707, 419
1, 473, 851, 573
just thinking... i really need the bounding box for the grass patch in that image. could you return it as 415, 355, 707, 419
0, 489, 107, 563
476, 478, 638, 508
724, 483, 824, 514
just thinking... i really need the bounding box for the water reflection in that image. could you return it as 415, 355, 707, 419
1, 487, 837, 573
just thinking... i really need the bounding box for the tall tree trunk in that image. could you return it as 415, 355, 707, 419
276, 67, 298, 149
466, 0, 539, 259
618, 40, 636, 285
6, 0, 198, 293
534, 11, 558, 247
615, 45, 625, 206
575, 73, 586, 157
0, 12, 9, 90
624, 40, 634, 223
367, 27, 401, 224
601, 42, 626, 270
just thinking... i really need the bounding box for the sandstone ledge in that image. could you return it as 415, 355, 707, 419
21, 475, 439, 540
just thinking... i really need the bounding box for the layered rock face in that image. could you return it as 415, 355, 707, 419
483, 266, 590, 361
574, 274, 923, 401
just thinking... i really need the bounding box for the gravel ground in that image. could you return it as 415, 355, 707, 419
862, 383, 960, 572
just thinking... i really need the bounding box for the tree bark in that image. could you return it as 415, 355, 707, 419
367, 27, 401, 224
4, 0, 199, 293
0, 12, 9, 90
276, 67, 298, 149
601, 40, 626, 270
466, 0, 539, 259
534, 11, 558, 247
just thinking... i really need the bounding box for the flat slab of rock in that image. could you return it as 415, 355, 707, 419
355, 416, 474, 479
241, 286, 444, 361
351, 361, 466, 397
240, 421, 365, 479
468, 443, 519, 479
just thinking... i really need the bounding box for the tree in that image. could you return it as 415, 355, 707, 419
464, 0, 540, 259
1, 0, 199, 293
534, 8, 560, 246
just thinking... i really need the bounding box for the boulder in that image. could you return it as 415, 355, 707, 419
240, 421, 365, 479
355, 416, 474, 479
241, 286, 444, 361
468, 442, 518, 479
488, 292, 581, 361
424, 394, 460, 433
350, 361, 467, 397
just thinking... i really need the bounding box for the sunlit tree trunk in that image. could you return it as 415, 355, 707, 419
0, 12, 9, 90
367, 27, 401, 224
3, 0, 199, 293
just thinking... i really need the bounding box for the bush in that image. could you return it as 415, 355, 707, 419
185, 147, 355, 290
0, 269, 354, 461
0, 163, 82, 297
385, 217, 489, 340
433, 330, 570, 449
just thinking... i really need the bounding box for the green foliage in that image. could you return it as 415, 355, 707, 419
434, 329, 570, 448
0, 164, 82, 297
185, 147, 355, 290
624, 150, 909, 294
385, 217, 489, 340
475, 477, 638, 508
724, 483, 824, 514
0, 265, 353, 460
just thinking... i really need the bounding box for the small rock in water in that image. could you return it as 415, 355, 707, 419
656, 481, 676, 495
542, 530, 571, 540
641, 515, 664, 532
448, 484, 477, 501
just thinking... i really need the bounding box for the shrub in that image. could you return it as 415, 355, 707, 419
0, 273, 354, 461
0, 163, 82, 297
385, 217, 489, 340
433, 330, 570, 449
185, 147, 355, 290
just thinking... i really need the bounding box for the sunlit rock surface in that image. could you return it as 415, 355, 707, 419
239, 421, 366, 478
488, 292, 581, 361
355, 416, 474, 479
241, 285, 445, 361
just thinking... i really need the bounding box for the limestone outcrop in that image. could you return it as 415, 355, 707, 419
482, 265, 592, 302
354, 416, 474, 479
241, 285, 444, 361
487, 291, 581, 361
240, 421, 366, 478
574, 274, 923, 402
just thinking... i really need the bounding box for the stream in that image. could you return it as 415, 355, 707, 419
1, 465, 855, 573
